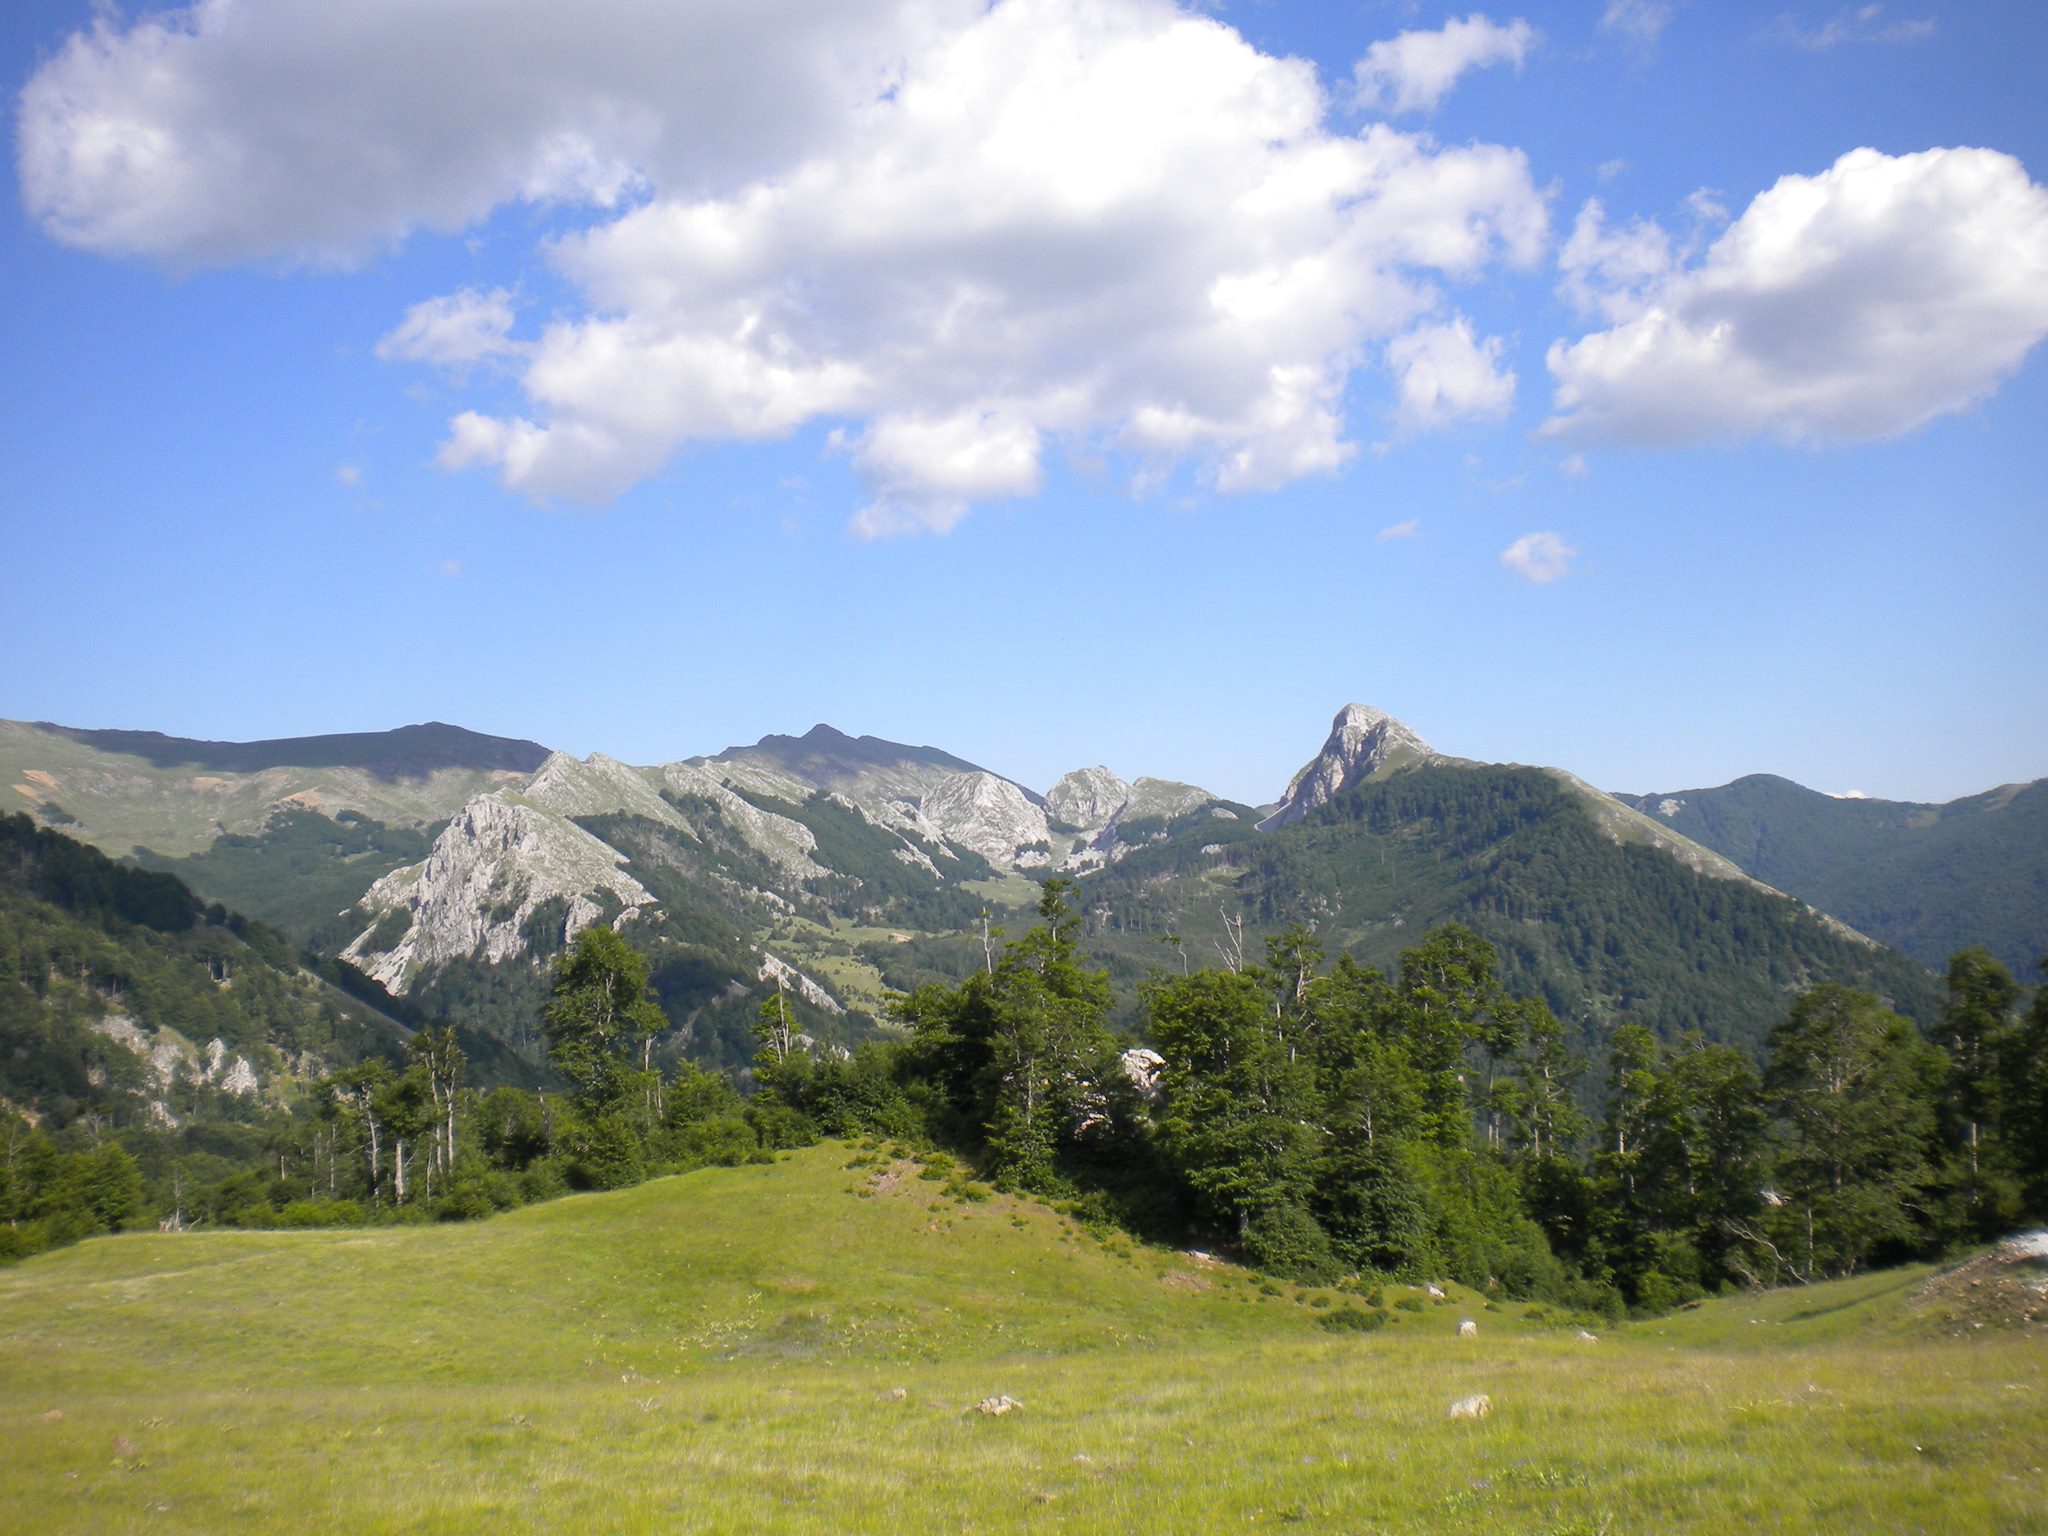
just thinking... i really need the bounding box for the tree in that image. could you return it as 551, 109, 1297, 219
2003, 957, 2048, 1211
332, 1059, 394, 1205
1762, 986, 1945, 1280
542, 927, 666, 1117
1150, 966, 1326, 1275
409, 1024, 465, 1184
377, 1067, 435, 1206
1940, 947, 2021, 1231
1394, 924, 1500, 1147
977, 880, 1116, 1190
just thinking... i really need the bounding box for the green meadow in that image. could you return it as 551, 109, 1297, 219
4, 1143, 2044, 1534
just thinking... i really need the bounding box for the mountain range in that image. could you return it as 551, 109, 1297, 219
4, 705, 2037, 1086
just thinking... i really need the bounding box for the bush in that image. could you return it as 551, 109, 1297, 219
276, 1199, 365, 1227
564, 1112, 646, 1191
1244, 1202, 1338, 1283
519, 1158, 569, 1204
1319, 1305, 1388, 1333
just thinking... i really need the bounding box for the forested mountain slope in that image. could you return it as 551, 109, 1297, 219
0, 813, 410, 1133
1078, 763, 1940, 1051
1617, 774, 2048, 975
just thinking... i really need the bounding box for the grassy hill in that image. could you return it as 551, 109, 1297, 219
3, 1142, 2042, 1534
0, 717, 538, 861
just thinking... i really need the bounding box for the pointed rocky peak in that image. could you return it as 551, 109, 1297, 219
1046, 766, 1131, 831
1257, 705, 1434, 831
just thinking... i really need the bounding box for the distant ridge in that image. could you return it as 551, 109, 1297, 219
32, 720, 552, 783
1614, 772, 2048, 974
709, 722, 1048, 807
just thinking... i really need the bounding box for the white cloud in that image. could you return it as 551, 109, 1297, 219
1385, 316, 1516, 431
1500, 530, 1576, 582
1601, 0, 1673, 47
1377, 517, 1420, 541
1350, 14, 1536, 116
843, 407, 1044, 538
334, 464, 361, 487
1543, 147, 2048, 447
22, 0, 1550, 530
374, 287, 522, 370
1596, 159, 1627, 184
1685, 187, 1729, 224
1767, 6, 1934, 50
1558, 452, 1588, 478
1556, 198, 1676, 322
16, 0, 957, 266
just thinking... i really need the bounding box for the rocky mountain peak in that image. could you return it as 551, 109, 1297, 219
1046, 766, 1131, 831
1257, 704, 1433, 831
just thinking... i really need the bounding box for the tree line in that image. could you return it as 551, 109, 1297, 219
753, 880, 2047, 1311
9, 874, 2043, 1315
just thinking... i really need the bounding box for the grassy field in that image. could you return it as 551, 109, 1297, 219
3, 1144, 2044, 1534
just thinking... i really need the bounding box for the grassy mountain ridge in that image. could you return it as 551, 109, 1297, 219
0, 717, 534, 859
34, 719, 550, 779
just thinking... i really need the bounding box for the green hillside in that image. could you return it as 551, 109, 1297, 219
0, 717, 536, 860
1081, 763, 1941, 1049
3, 1143, 2041, 1534
0, 811, 409, 1134
1617, 774, 2048, 977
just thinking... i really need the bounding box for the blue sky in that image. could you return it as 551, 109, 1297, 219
3, 0, 2044, 807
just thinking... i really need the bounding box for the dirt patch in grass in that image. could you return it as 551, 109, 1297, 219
1913, 1230, 2048, 1336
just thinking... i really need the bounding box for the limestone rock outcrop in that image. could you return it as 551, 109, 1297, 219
1258, 705, 1434, 831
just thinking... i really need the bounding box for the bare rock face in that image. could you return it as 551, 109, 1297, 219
1047, 766, 1131, 832
658, 761, 824, 877
343, 791, 654, 993
524, 750, 686, 829
915, 772, 1055, 867
757, 952, 844, 1014
1119, 1046, 1165, 1102
1258, 705, 1434, 831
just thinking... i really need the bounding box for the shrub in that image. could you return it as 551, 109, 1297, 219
1319, 1305, 1388, 1334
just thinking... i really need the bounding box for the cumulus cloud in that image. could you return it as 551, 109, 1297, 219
1377, 517, 1420, 541
20, 0, 1550, 528
16, 0, 954, 266
1543, 146, 2048, 447
1385, 316, 1516, 431
1500, 530, 1576, 582
27, 0, 1555, 523
374, 287, 523, 370
1350, 14, 1537, 116
1767, 6, 1934, 50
